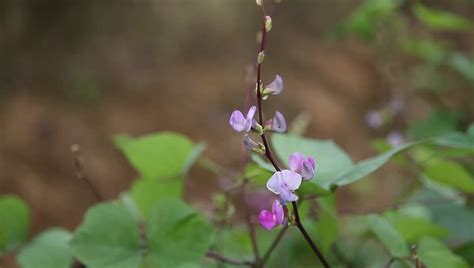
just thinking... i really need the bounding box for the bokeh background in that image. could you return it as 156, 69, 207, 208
1, 0, 473, 266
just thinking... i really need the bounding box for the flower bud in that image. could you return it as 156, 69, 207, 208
256, 0, 262, 6
269, 111, 287, 133
258, 51, 265, 64
243, 135, 265, 154
265, 16, 272, 32
262, 75, 283, 96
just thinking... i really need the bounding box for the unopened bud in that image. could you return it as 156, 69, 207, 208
265, 16, 272, 32
256, 0, 262, 6
258, 51, 265, 64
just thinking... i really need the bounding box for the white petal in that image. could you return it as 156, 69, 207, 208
281, 170, 302, 191
266, 171, 282, 194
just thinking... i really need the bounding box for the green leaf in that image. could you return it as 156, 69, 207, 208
423, 159, 474, 193
418, 237, 469, 268
70, 202, 142, 268
334, 0, 404, 41
386, 213, 448, 243
413, 4, 471, 31
115, 132, 195, 179
403, 38, 448, 64
323, 142, 419, 190
408, 110, 460, 139
0, 195, 30, 255
313, 196, 338, 254
244, 163, 273, 186
17, 229, 73, 268
409, 190, 474, 245
367, 215, 410, 257
130, 178, 183, 218
145, 199, 215, 267
449, 53, 474, 84
435, 132, 474, 150
271, 134, 353, 191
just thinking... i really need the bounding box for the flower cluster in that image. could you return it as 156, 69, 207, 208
229, 75, 317, 231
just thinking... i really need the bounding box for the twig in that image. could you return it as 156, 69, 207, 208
241, 178, 261, 262
257, 225, 288, 268
71, 144, 103, 202
206, 252, 254, 267
252, 2, 331, 267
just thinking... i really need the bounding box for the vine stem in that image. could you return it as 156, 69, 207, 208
254, 2, 330, 268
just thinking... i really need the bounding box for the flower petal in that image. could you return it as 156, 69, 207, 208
258, 210, 277, 230
301, 160, 315, 180
272, 200, 284, 225
288, 153, 304, 172
280, 170, 302, 191
229, 110, 247, 132
263, 75, 283, 95
266, 172, 282, 195
279, 187, 298, 202
271, 111, 287, 133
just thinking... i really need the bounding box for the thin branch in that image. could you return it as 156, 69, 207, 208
252, 2, 331, 267
257, 225, 289, 268
71, 144, 103, 202
241, 178, 261, 262
385, 257, 395, 268
206, 252, 254, 267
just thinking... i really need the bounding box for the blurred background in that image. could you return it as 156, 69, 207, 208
0, 0, 473, 266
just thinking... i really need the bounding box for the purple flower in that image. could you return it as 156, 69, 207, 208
387, 131, 405, 146
267, 111, 287, 133
289, 152, 315, 180
243, 135, 264, 153
258, 199, 284, 230
262, 75, 283, 96
365, 110, 383, 129
229, 106, 257, 132
266, 170, 302, 203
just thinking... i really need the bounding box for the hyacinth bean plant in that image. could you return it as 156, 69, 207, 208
1, 0, 474, 268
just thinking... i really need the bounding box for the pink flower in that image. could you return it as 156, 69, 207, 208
258, 200, 284, 230
229, 106, 257, 132
262, 75, 283, 96
266, 170, 302, 203
267, 111, 287, 133
289, 152, 315, 180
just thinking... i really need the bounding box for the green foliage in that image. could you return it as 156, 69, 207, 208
17, 229, 73, 268
367, 215, 410, 258
130, 178, 183, 218
417, 237, 469, 268
413, 4, 471, 32
115, 132, 198, 179
403, 38, 448, 64
423, 159, 474, 193
408, 110, 460, 139
323, 142, 419, 190
145, 199, 215, 267
385, 212, 448, 243
313, 195, 338, 254
70, 202, 142, 268
449, 53, 474, 84
271, 134, 353, 191
335, 0, 405, 41
0, 195, 30, 255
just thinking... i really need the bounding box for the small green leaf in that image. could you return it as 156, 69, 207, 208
271, 134, 353, 191
145, 199, 215, 267
70, 202, 142, 268
386, 213, 448, 243
408, 110, 460, 139
0, 195, 30, 255
367, 215, 410, 257
313, 196, 338, 254
131, 178, 183, 218
115, 132, 195, 179
413, 4, 471, 31
435, 132, 474, 151
449, 53, 474, 84
418, 237, 469, 268
323, 142, 419, 190
423, 159, 474, 193
17, 229, 73, 268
